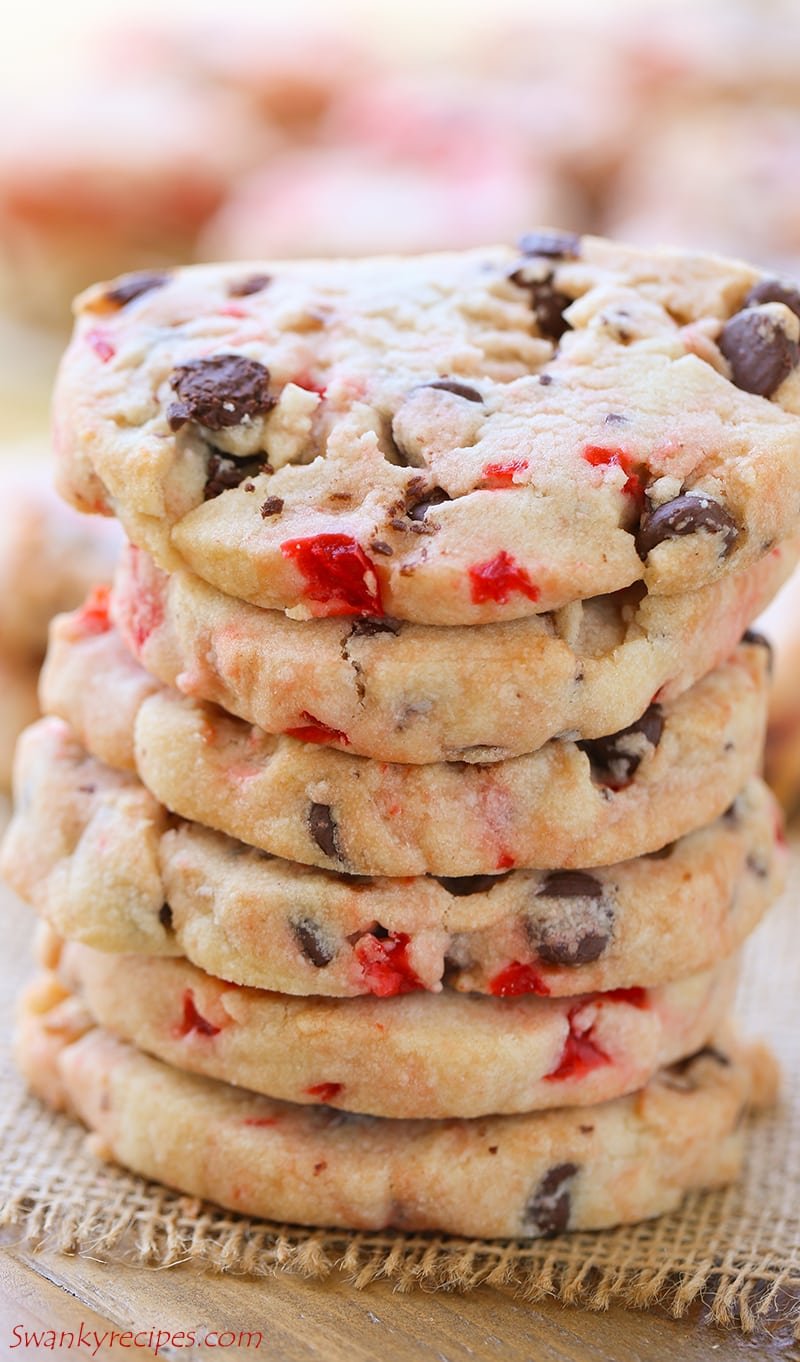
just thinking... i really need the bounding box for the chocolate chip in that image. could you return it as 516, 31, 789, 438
578, 705, 664, 788
168, 355, 275, 432
292, 917, 336, 967
604, 412, 628, 424
308, 803, 342, 861
742, 628, 774, 673
105, 271, 168, 307
523, 1163, 578, 1237
719, 307, 799, 397
229, 273, 272, 298
435, 874, 507, 896
407, 487, 452, 522
510, 273, 573, 340
746, 853, 769, 880
670, 1045, 732, 1083
539, 373, 553, 386
517, 231, 581, 260
204, 453, 264, 500
370, 540, 394, 556
646, 841, 675, 860
745, 277, 800, 320
636, 494, 739, 561
260, 496, 284, 517
349, 617, 401, 638
537, 871, 603, 899
421, 379, 483, 402
159, 903, 173, 930
530, 874, 613, 966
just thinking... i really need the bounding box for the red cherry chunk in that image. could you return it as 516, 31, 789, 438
582, 445, 643, 500
468, 551, 540, 605
285, 712, 350, 746
355, 931, 424, 997
242, 1116, 279, 1127
482, 459, 529, 487
73, 584, 112, 636
545, 1003, 610, 1082
86, 329, 115, 363
177, 989, 221, 1038
489, 962, 551, 997
307, 1081, 343, 1102
281, 534, 383, 617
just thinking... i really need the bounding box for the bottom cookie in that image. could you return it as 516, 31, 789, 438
18, 973, 777, 1240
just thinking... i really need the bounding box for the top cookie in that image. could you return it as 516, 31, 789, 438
55, 233, 800, 625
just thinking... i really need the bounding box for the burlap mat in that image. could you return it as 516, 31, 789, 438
1, 815, 798, 1337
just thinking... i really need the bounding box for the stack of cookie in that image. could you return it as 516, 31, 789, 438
5, 233, 798, 1238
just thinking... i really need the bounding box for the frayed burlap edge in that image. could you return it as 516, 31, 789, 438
1, 1099, 798, 1339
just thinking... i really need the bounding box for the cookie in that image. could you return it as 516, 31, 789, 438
54, 236, 800, 625
0, 81, 267, 326
0, 471, 120, 663
20, 975, 774, 1239
112, 538, 794, 763
45, 933, 736, 1120
4, 718, 783, 999
758, 568, 800, 810
40, 617, 771, 875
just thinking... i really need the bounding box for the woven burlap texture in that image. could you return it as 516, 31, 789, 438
1, 839, 798, 1337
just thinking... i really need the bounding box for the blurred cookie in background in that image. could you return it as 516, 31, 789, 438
0, 81, 270, 328
459, 16, 639, 205
202, 76, 584, 261
620, 0, 800, 109
0, 466, 121, 785
759, 568, 800, 815
607, 104, 800, 274
111, 18, 369, 139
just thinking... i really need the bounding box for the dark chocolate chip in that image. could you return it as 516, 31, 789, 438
292, 917, 336, 967
349, 617, 401, 638
407, 487, 452, 521
204, 453, 264, 501
168, 355, 274, 432
229, 273, 272, 298
746, 853, 769, 880
636, 494, 739, 561
719, 307, 799, 397
645, 841, 675, 860
510, 273, 573, 340
105, 271, 169, 307
745, 277, 800, 321
517, 231, 581, 260
578, 705, 664, 788
671, 1045, 732, 1081
434, 874, 507, 896
421, 379, 484, 403
260, 496, 284, 517
742, 628, 774, 674
159, 903, 173, 930
530, 875, 613, 966
308, 803, 342, 861
370, 540, 394, 556
539, 373, 553, 386
537, 871, 603, 899
604, 412, 628, 424
523, 1162, 579, 1237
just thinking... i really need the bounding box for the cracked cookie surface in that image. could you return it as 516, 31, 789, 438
54, 236, 800, 624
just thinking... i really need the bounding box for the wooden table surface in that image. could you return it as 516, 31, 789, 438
1, 1236, 798, 1362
